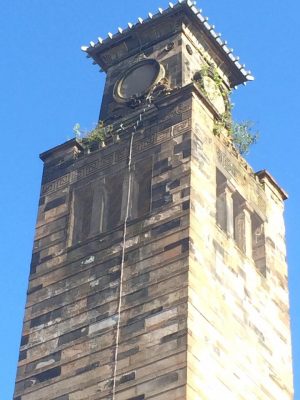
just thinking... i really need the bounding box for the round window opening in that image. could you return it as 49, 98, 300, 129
114, 59, 165, 102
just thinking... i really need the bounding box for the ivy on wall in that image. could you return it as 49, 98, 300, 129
193, 64, 258, 155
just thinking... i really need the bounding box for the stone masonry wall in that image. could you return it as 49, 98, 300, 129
14, 3, 294, 398
14, 95, 192, 400
187, 95, 293, 399
14, 89, 294, 400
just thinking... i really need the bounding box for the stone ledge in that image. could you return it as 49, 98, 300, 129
256, 169, 288, 201
40, 139, 84, 164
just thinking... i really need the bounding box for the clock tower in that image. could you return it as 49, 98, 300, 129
14, 1, 294, 399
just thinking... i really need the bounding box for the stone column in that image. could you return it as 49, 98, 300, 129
225, 183, 235, 238
216, 182, 235, 237
252, 222, 266, 275
235, 202, 253, 257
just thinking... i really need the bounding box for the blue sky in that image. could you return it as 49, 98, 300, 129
0, 1, 299, 398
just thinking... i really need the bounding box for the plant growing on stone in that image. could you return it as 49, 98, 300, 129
231, 121, 258, 155
193, 64, 225, 99
214, 114, 258, 155
193, 68, 260, 155
73, 121, 114, 148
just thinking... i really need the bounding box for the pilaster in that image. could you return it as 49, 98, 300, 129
234, 201, 253, 258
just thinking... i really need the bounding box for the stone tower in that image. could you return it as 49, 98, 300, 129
14, 1, 294, 399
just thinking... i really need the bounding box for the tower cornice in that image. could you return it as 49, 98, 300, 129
81, 0, 254, 87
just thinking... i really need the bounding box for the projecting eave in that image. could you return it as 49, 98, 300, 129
81, 0, 254, 87
256, 170, 288, 201
40, 139, 83, 162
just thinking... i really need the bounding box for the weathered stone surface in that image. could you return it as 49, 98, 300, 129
14, 5, 293, 400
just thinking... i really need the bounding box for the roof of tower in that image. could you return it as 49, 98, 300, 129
81, 0, 254, 87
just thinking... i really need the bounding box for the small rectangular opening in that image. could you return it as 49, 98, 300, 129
72, 182, 95, 244
106, 173, 124, 229
216, 169, 227, 231
131, 158, 153, 219
252, 213, 266, 276
233, 192, 247, 252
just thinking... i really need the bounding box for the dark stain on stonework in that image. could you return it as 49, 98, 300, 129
152, 196, 172, 210
42, 159, 74, 185
153, 158, 170, 175
121, 319, 145, 336
27, 284, 43, 295
39, 254, 54, 264
39, 196, 45, 206
18, 350, 27, 361
25, 351, 61, 375
30, 252, 40, 275
58, 326, 88, 346
168, 179, 180, 189
30, 308, 62, 328
174, 139, 191, 158
20, 334, 29, 346
95, 312, 110, 323
181, 187, 190, 198
155, 371, 179, 387
87, 286, 118, 309
125, 288, 148, 305
161, 328, 187, 344
152, 180, 169, 197
151, 218, 181, 236
34, 366, 61, 383
164, 237, 189, 253
118, 346, 140, 360
127, 306, 163, 326
182, 200, 190, 210
119, 371, 136, 384
76, 362, 100, 376
44, 195, 67, 212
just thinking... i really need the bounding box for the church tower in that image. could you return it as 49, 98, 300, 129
14, 1, 294, 399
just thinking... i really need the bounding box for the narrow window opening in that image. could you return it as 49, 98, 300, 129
106, 173, 125, 229
252, 214, 266, 276
216, 169, 227, 231
233, 193, 248, 253
216, 169, 266, 273
91, 180, 106, 235
216, 169, 234, 237
131, 158, 153, 219
72, 182, 95, 244
71, 172, 125, 245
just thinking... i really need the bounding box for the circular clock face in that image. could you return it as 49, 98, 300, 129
202, 76, 226, 114
114, 59, 164, 102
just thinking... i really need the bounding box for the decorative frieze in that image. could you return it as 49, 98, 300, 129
42, 118, 191, 196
